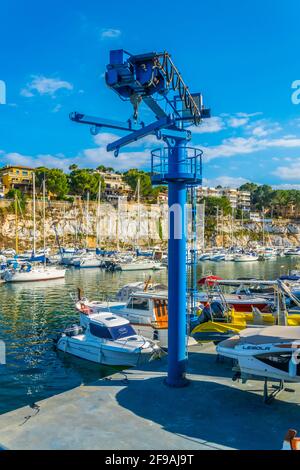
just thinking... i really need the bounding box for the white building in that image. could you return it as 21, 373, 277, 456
96, 171, 132, 202
198, 186, 251, 211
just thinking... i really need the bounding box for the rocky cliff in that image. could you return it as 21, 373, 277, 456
0, 200, 169, 251
0, 200, 299, 251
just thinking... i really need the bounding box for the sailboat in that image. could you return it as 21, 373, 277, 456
72, 189, 103, 268
3, 176, 66, 282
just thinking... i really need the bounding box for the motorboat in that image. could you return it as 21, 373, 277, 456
55, 311, 161, 367
75, 289, 196, 349
116, 258, 166, 271
216, 325, 300, 384
60, 248, 85, 265
199, 249, 225, 261
72, 252, 103, 268
192, 278, 300, 344
3, 264, 66, 282
210, 251, 226, 262
115, 281, 167, 301
1, 248, 16, 257
285, 248, 300, 256
234, 253, 259, 262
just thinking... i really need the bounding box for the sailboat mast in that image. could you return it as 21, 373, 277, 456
96, 180, 101, 249
216, 206, 219, 240
15, 193, 18, 254
32, 172, 36, 255
262, 206, 265, 246
202, 199, 205, 251
137, 177, 140, 249
116, 196, 120, 252
86, 191, 90, 249
43, 179, 46, 264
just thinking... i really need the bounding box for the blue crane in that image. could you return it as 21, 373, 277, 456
70, 49, 210, 387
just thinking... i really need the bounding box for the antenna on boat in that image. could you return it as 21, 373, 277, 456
144, 275, 152, 292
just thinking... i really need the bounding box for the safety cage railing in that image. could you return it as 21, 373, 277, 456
151, 146, 203, 184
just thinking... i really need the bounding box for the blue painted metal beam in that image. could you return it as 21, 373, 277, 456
106, 116, 173, 153
142, 96, 168, 119
69, 112, 137, 132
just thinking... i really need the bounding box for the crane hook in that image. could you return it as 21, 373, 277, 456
130, 94, 142, 123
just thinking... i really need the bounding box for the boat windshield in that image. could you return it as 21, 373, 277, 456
109, 324, 136, 340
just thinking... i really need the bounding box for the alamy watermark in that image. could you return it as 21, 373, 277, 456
0, 80, 6, 104
291, 80, 300, 104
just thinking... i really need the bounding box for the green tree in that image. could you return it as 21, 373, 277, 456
96, 165, 114, 173
239, 182, 259, 193
69, 164, 78, 172
69, 168, 104, 199
203, 196, 232, 216
35, 167, 69, 199
123, 169, 153, 198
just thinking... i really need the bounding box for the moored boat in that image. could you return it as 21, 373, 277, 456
3, 265, 66, 282
55, 311, 161, 367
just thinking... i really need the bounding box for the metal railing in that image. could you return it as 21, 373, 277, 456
151, 146, 203, 183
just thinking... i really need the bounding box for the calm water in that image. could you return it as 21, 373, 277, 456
0, 257, 299, 414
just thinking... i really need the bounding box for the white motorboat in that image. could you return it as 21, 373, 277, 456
285, 248, 300, 256
117, 259, 166, 271
217, 325, 300, 384
76, 289, 196, 349
234, 253, 259, 262
72, 252, 103, 268
3, 265, 66, 282
56, 311, 161, 367
210, 252, 226, 262
1, 248, 16, 257
60, 248, 85, 265
199, 249, 223, 261
199, 252, 213, 261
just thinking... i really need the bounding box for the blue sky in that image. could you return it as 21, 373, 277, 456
0, 0, 300, 188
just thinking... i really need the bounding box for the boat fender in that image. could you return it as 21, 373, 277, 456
80, 303, 91, 315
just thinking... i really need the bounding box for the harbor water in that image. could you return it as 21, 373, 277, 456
0, 257, 299, 415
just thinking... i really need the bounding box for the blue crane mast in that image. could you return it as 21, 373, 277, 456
70, 49, 210, 387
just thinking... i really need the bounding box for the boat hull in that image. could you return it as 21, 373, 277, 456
56, 337, 154, 367
5, 269, 66, 282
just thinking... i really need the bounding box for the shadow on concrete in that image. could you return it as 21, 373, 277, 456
87, 348, 300, 450
112, 375, 300, 450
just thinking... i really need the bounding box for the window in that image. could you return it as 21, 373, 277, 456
109, 324, 136, 340
130, 297, 149, 311
89, 322, 112, 339
22, 171, 28, 175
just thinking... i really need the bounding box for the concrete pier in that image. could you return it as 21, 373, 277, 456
0, 343, 299, 450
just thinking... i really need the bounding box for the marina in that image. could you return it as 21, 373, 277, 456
0, 257, 299, 416
1, 0, 300, 457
